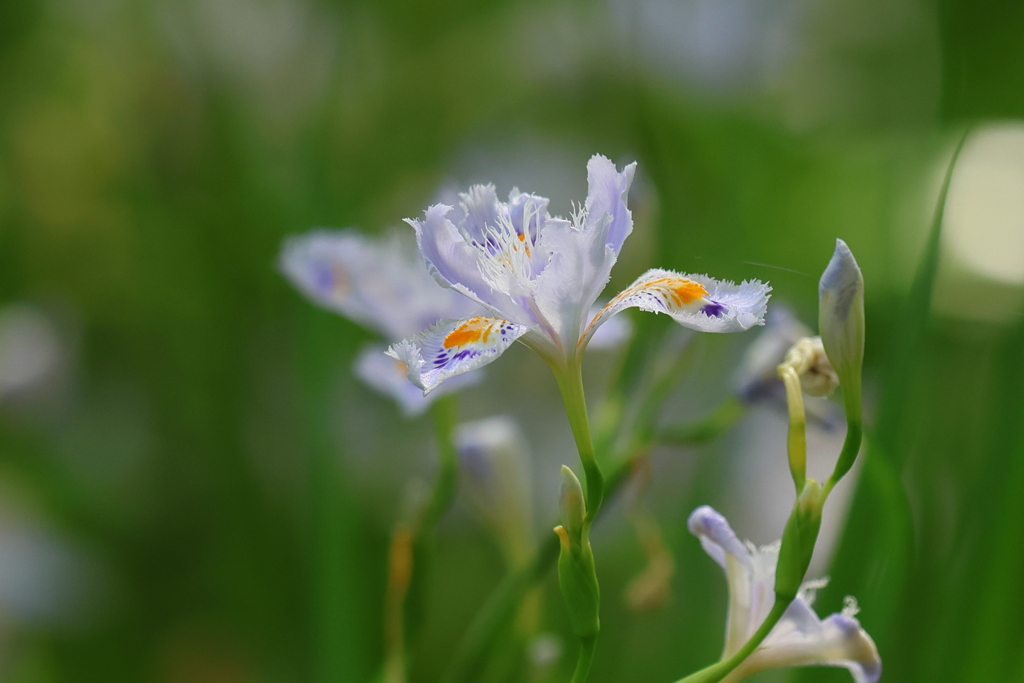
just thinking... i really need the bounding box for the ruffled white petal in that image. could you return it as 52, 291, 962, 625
387, 316, 531, 394
405, 205, 513, 316
582, 269, 770, 346
353, 343, 480, 416
690, 506, 881, 683
726, 611, 881, 683
584, 155, 636, 254
533, 157, 637, 350
279, 229, 478, 340
688, 506, 775, 658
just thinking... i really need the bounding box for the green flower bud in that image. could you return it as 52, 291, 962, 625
818, 239, 865, 420
559, 465, 586, 555
774, 479, 824, 601
555, 466, 600, 639
555, 525, 601, 639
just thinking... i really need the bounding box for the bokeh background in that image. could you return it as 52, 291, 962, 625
1, 0, 1023, 681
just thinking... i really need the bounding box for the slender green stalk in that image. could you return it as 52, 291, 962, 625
439, 350, 741, 683
421, 394, 460, 531
778, 366, 807, 493
656, 398, 745, 447
439, 535, 561, 683
673, 597, 791, 683
570, 637, 598, 683
551, 361, 604, 683
553, 363, 604, 520
403, 394, 461, 674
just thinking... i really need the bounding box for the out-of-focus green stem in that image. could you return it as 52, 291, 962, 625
438, 398, 654, 683
402, 394, 461, 675
421, 395, 460, 532
570, 637, 597, 683
440, 334, 746, 683
438, 533, 561, 683
656, 398, 746, 447
672, 597, 791, 683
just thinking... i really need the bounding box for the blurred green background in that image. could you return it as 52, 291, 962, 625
1, 0, 1023, 681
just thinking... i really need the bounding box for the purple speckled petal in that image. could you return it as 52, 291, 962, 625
387, 316, 531, 394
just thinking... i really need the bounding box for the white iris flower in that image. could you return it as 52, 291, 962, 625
388, 155, 771, 393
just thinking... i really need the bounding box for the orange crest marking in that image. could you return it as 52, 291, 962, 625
443, 317, 497, 348
636, 277, 708, 307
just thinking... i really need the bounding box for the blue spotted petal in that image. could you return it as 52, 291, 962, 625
387, 316, 531, 394
582, 269, 770, 347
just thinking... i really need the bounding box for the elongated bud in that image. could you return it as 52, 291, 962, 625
818, 240, 865, 417
774, 479, 824, 601
554, 466, 600, 639
559, 466, 586, 554
819, 240, 866, 486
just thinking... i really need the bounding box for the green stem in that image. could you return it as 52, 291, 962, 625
570, 637, 597, 683
673, 597, 792, 683
552, 363, 604, 521
403, 395, 461, 672
656, 398, 745, 447
421, 394, 460, 532
439, 535, 561, 683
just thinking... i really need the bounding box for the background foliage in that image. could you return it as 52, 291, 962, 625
0, 0, 1022, 681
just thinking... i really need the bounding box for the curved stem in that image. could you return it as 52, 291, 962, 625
673, 597, 791, 683
569, 637, 597, 683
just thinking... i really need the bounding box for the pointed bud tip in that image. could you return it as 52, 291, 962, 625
819, 239, 863, 302
558, 466, 586, 541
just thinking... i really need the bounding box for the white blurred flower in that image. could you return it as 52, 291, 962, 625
0, 304, 65, 401
688, 505, 881, 683
280, 229, 482, 415
456, 416, 534, 567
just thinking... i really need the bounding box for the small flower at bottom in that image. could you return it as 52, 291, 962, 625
688, 505, 881, 683
391, 155, 771, 393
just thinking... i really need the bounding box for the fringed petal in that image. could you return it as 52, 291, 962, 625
353, 344, 480, 417
582, 269, 770, 346
387, 316, 531, 394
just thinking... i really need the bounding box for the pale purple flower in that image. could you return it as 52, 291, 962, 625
388, 155, 771, 393
688, 505, 881, 683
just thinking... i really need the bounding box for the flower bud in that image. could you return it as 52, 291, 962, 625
555, 466, 600, 639
555, 526, 601, 639
774, 479, 824, 601
559, 466, 586, 555
782, 337, 840, 398
818, 240, 865, 414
